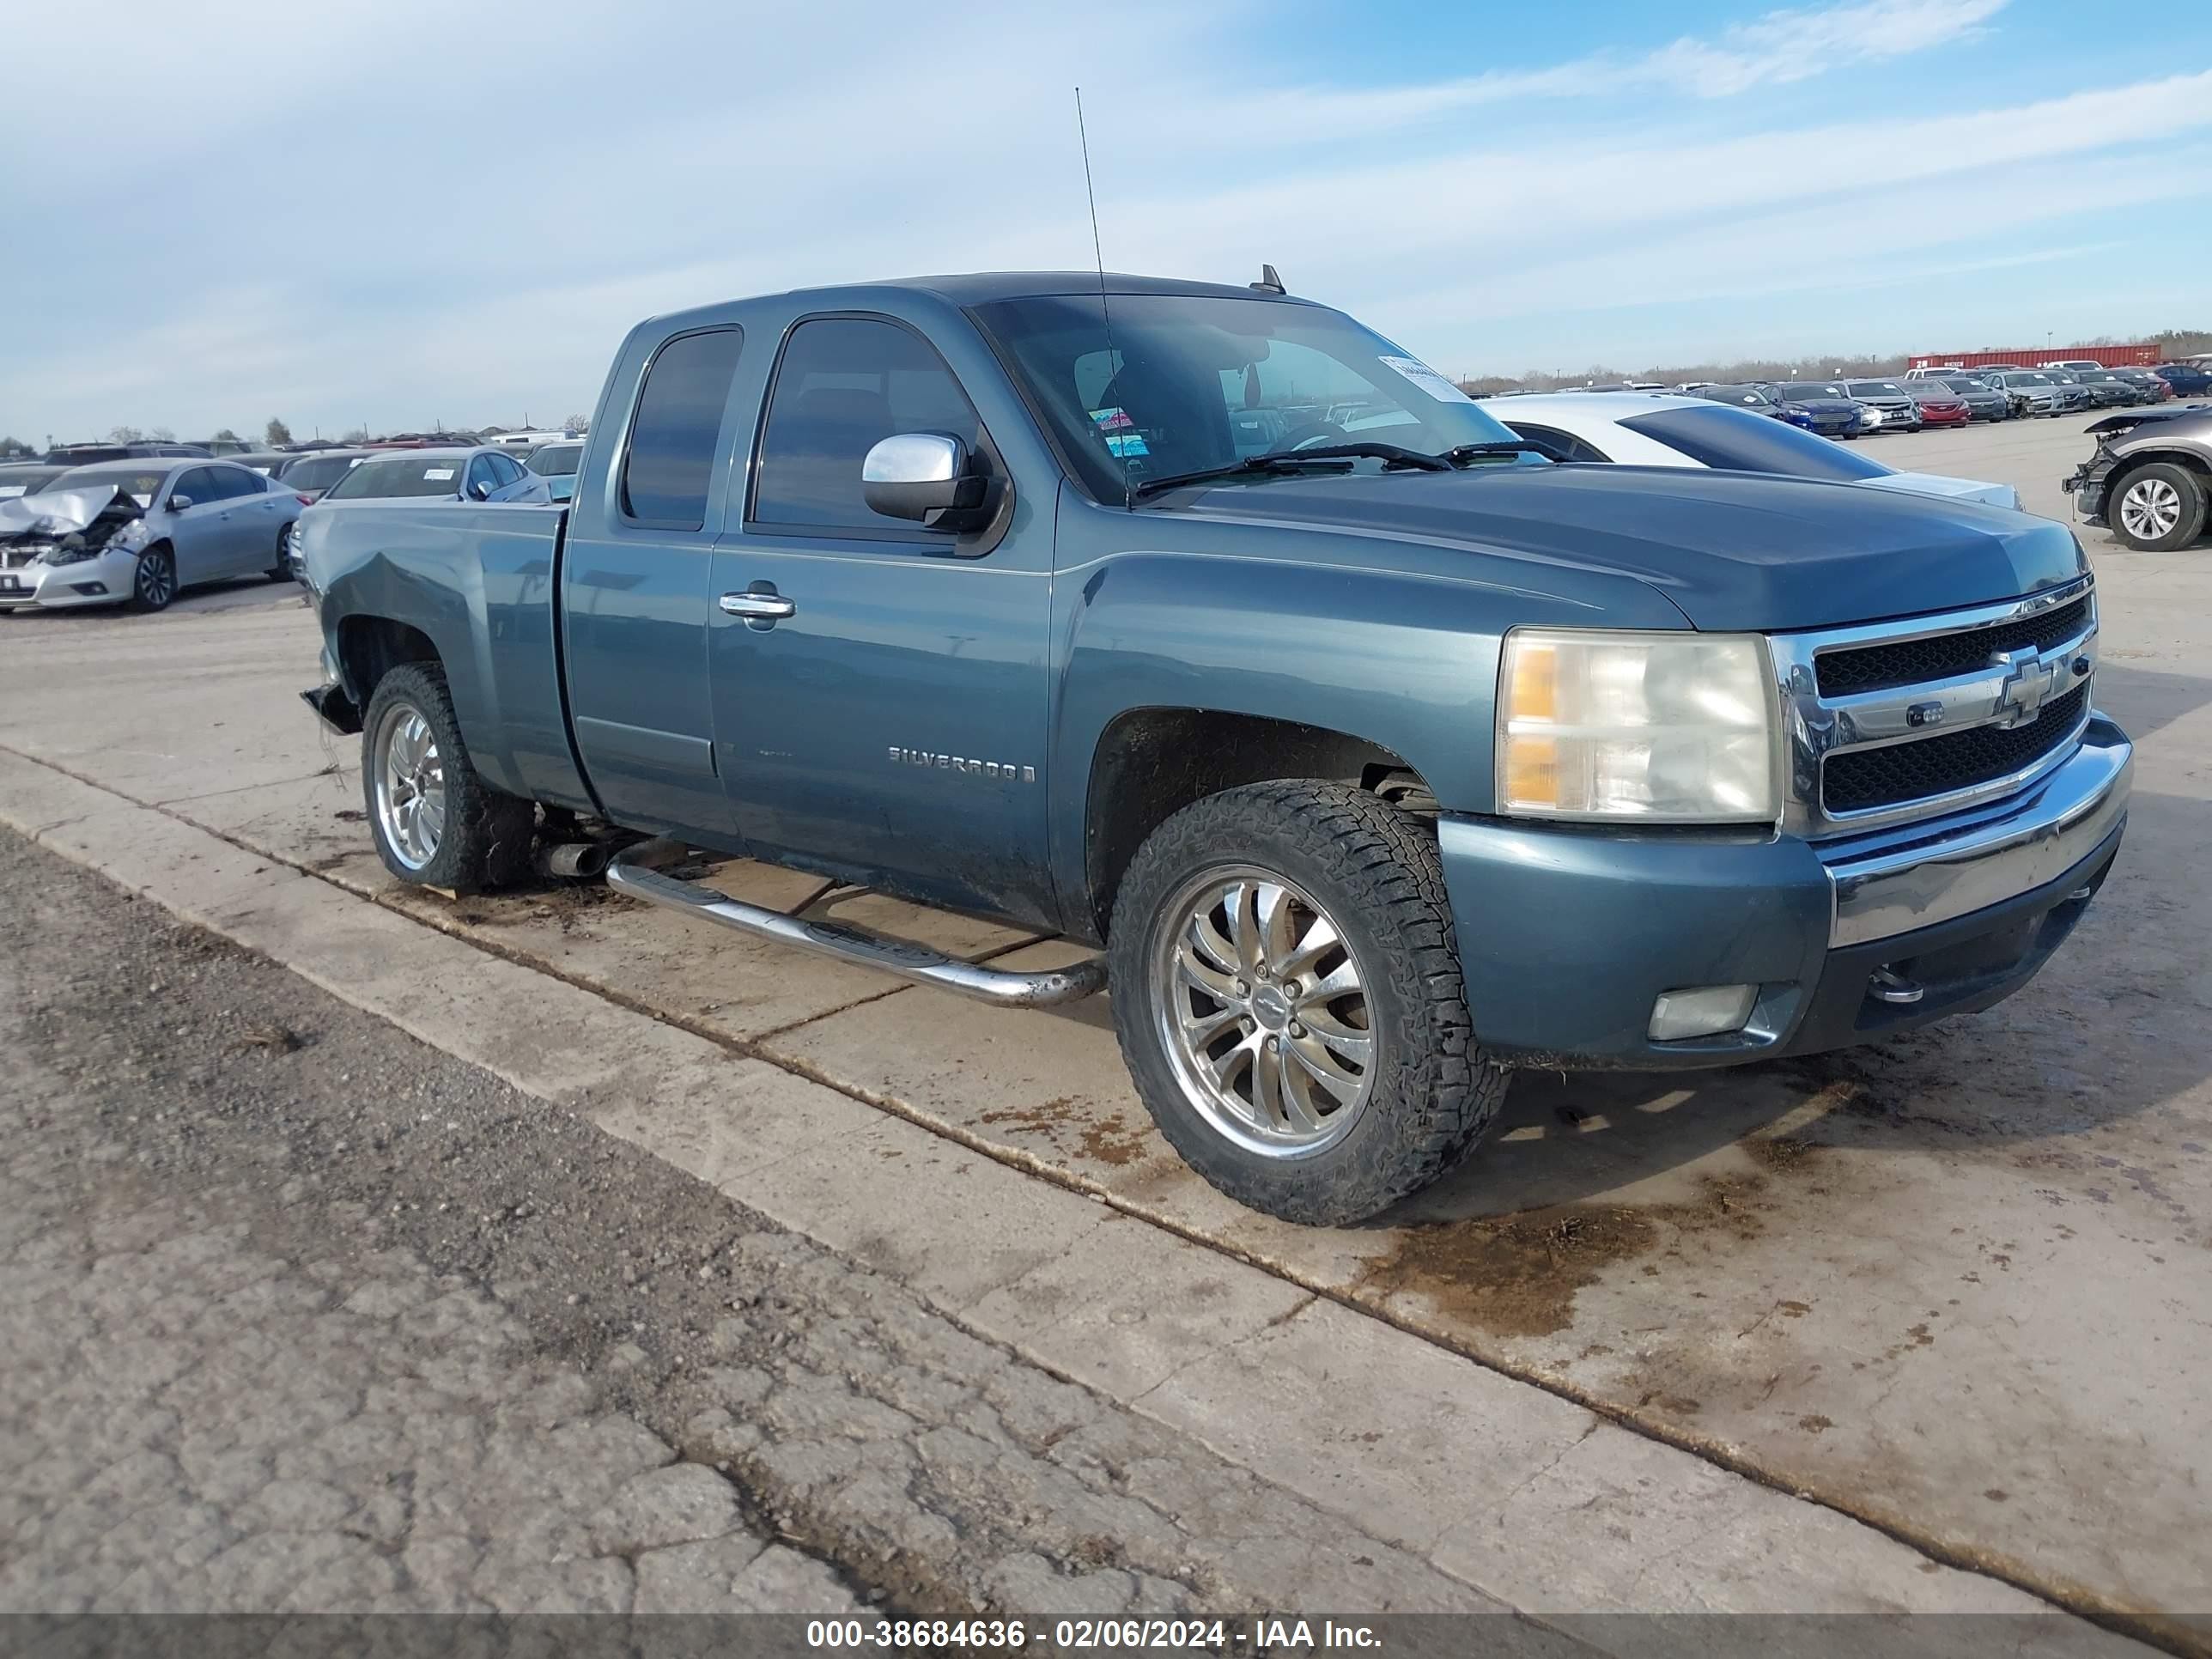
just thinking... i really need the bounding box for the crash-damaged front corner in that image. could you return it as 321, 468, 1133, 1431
0, 485, 152, 607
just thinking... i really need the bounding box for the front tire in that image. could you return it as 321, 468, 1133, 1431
1108, 781, 1505, 1225
361, 662, 535, 893
131, 544, 176, 611
2111, 462, 2208, 551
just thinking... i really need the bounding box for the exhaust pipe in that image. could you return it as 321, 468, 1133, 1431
539, 841, 611, 880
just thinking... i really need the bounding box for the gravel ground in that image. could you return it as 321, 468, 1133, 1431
0, 826, 1492, 1628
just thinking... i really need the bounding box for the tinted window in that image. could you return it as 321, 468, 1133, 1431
202, 465, 259, 500
483, 452, 524, 485
465, 455, 497, 495
172, 466, 222, 503
752, 317, 983, 528
1618, 406, 1890, 482
621, 327, 743, 526
526, 442, 583, 477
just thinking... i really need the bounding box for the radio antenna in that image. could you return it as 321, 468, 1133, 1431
1074, 87, 1133, 511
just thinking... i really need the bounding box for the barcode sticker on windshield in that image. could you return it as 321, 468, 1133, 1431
422, 468, 455, 481
1378, 356, 1474, 404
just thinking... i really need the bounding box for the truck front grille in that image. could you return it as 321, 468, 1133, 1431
1770, 577, 2098, 836
1814, 595, 2091, 696
1823, 682, 2089, 813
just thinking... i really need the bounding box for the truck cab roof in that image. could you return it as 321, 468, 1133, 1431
645, 271, 1313, 331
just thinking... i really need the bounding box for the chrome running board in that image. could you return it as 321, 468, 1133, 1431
605, 839, 1107, 1009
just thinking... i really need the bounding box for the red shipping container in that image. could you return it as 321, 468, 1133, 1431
1909, 345, 2159, 369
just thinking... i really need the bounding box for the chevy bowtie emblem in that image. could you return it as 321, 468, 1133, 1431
1990, 645, 2057, 726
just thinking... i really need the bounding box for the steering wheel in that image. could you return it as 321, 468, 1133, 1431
1279, 422, 1349, 452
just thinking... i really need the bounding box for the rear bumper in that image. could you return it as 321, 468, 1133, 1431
1435, 716, 2130, 1069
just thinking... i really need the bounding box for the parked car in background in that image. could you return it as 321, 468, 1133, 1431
42, 441, 211, 465
286, 447, 548, 579
520, 440, 585, 502
225, 451, 300, 477
1770, 381, 1867, 437
1905, 381, 1971, 428
2042, 360, 2108, 374
2111, 368, 2172, 404
1843, 380, 1923, 434
0, 464, 70, 500
1492, 393, 2019, 507
489, 428, 575, 449
0, 459, 302, 612
2151, 362, 2212, 398
1903, 365, 1966, 382
2064, 369, 2155, 409
2064, 404, 2212, 550
1984, 370, 2075, 417
1689, 383, 1814, 431
1917, 375, 2009, 422
275, 449, 374, 501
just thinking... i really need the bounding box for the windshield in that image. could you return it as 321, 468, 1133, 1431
321, 455, 467, 501
1698, 385, 1772, 405
2008, 373, 2053, 386
972, 293, 1523, 501
1620, 406, 1891, 482
526, 443, 583, 477
1778, 383, 1847, 399
1845, 380, 1905, 396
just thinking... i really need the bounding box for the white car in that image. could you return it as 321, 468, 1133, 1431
1485, 393, 2021, 509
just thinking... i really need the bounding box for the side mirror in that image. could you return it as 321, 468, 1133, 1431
468, 479, 492, 501
167, 494, 193, 512
861, 433, 993, 532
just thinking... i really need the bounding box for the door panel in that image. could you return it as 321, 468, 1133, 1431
560, 325, 746, 841
707, 313, 1056, 926
163, 469, 228, 586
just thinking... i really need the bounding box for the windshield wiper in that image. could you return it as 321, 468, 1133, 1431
1445, 440, 1560, 465
1131, 441, 1451, 501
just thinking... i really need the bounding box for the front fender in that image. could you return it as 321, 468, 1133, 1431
1043, 498, 1689, 932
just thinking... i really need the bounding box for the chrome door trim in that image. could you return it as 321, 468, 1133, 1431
719, 591, 796, 619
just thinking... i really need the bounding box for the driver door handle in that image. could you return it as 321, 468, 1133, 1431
720, 587, 795, 621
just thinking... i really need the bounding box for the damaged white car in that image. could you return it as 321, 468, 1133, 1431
0, 459, 305, 614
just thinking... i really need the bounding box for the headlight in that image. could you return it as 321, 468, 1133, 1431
1497, 629, 1778, 823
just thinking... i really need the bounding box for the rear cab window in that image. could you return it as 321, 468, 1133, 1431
620, 327, 745, 528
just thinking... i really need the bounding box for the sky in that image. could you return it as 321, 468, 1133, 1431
2, 0, 2208, 442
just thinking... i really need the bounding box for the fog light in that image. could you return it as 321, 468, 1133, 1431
1649, 984, 1757, 1042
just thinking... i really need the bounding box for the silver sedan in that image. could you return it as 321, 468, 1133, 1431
0, 459, 303, 613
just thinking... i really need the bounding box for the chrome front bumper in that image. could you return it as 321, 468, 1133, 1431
1825, 714, 2131, 947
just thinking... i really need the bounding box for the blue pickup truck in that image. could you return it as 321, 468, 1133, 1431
299, 271, 2131, 1224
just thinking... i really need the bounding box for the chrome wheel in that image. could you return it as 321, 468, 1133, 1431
135, 550, 174, 608
1150, 865, 1375, 1158
2119, 477, 2184, 543
373, 703, 447, 872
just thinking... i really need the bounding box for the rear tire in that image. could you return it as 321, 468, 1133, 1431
1107, 781, 1506, 1225
265, 526, 292, 580
361, 662, 536, 893
2110, 462, 2208, 552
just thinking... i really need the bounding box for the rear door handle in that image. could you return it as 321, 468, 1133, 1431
719, 587, 794, 622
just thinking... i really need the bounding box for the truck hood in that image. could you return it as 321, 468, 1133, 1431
1178, 465, 2084, 632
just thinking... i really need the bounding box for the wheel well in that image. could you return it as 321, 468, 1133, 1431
1084, 708, 1430, 940
2112, 447, 2212, 493
337, 616, 441, 703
